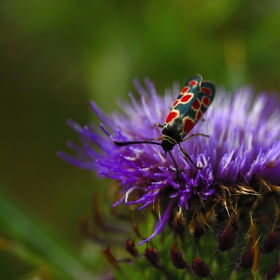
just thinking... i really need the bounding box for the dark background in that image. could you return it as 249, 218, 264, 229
1, 1, 280, 278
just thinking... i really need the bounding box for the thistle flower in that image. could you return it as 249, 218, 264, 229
58, 77, 280, 278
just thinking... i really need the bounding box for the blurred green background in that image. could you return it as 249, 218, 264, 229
1, 0, 280, 279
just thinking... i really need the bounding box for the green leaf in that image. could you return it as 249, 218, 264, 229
0, 183, 96, 279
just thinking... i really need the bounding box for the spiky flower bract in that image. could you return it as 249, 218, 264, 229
59, 78, 280, 279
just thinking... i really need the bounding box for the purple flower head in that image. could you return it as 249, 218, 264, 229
58, 77, 280, 246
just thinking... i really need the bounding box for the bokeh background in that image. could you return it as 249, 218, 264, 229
1, 0, 280, 279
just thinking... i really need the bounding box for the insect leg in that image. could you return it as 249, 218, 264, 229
167, 151, 181, 182
156, 122, 164, 128
179, 144, 202, 169
182, 133, 209, 142
152, 136, 163, 141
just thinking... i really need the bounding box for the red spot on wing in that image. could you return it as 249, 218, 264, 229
181, 93, 193, 103
192, 99, 200, 110
183, 118, 195, 134
165, 111, 178, 123
172, 100, 179, 107
201, 87, 211, 95
189, 80, 197, 86
197, 111, 202, 120
202, 96, 211, 107
181, 86, 190, 93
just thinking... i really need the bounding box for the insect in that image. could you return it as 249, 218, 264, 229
115, 75, 215, 176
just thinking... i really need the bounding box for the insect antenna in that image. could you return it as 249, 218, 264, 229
114, 140, 161, 147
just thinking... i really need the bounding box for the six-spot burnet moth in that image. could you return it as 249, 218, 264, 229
115, 75, 215, 179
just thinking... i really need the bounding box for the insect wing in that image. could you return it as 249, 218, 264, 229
165, 75, 202, 125
198, 81, 215, 115
181, 81, 215, 135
